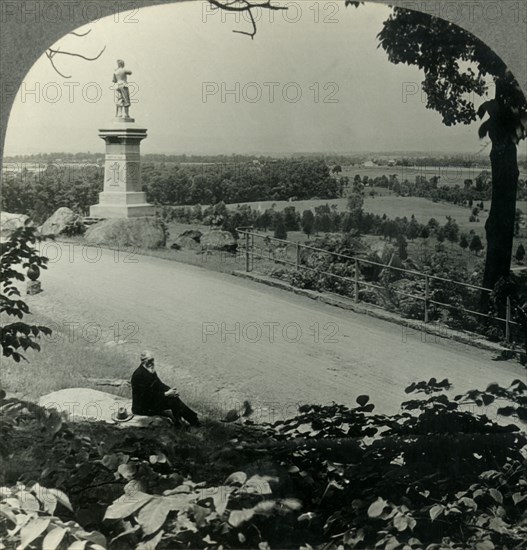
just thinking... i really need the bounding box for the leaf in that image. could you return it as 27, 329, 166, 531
279, 498, 302, 511
16, 490, 40, 512
489, 488, 503, 504
228, 508, 255, 527
481, 393, 495, 406
211, 487, 233, 516
149, 454, 167, 465
18, 518, 50, 550
429, 504, 444, 521
136, 498, 174, 536
42, 527, 67, 550
225, 471, 247, 486
0, 504, 17, 524
104, 492, 153, 520
475, 541, 495, 550
136, 530, 164, 550
298, 512, 316, 522
118, 463, 137, 481
253, 500, 276, 515
393, 513, 409, 532
244, 475, 276, 495
512, 492, 527, 505
356, 395, 370, 407
458, 497, 477, 511
367, 497, 387, 518
67, 542, 87, 550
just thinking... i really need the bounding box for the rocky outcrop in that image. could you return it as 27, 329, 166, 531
201, 230, 237, 252
172, 229, 203, 250
39, 207, 84, 236
85, 217, 167, 249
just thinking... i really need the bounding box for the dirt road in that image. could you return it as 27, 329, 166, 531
30, 244, 525, 420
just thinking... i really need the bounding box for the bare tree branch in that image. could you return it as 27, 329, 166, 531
45, 29, 105, 79
207, 0, 287, 39
47, 46, 106, 63
69, 29, 92, 37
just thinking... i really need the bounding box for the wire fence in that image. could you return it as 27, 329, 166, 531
235, 227, 521, 343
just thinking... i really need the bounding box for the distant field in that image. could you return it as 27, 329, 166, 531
230, 197, 526, 236
339, 165, 527, 188
230, 196, 487, 234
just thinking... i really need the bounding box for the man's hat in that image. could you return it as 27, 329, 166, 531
111, 406, 134, 423
140, 350, 154, 363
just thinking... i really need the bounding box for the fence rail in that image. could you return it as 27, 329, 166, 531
236, 227, 520, 341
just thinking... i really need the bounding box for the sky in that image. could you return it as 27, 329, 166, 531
4, 0, 494, 156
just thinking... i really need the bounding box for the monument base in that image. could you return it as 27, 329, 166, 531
90, 204, 155, 218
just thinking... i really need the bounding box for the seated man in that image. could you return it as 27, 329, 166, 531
131, 351, 201, 427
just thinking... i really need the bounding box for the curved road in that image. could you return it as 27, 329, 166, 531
31, 245, 525, 421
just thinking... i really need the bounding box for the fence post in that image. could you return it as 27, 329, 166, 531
424, 275, 430, 324
354, 258, 359, 303
251, 232, 255, 271
296, 243, 300, 270
506, 296, 511, 343
245, 231, 250, 273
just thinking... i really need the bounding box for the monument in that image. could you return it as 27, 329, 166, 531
90, 60, 155, 218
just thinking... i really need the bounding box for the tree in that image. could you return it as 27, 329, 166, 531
332, 164, 342, 175
376, 6, 527, 299
273, 214, 287, 240
426, 218, 439, 235
283, 206, 300, 231
301, 210, 315, 237
407, 215, 420, 240
469, 235, 484, 256
443, 217, 460, 248
1, 224, 52, 362
397, 234, 408, 260
459, 234, 469, 251
516, 243, 526, 263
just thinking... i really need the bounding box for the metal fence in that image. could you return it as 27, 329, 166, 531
236, 227, 520, 342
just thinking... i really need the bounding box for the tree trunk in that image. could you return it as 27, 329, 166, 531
481, 138, 519, 307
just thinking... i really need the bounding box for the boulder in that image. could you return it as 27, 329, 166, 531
39, 207, 84, 236
369, 241, 396, 265
0, 212, 30, 241
173, 235, 201, 250
179, 229, 202, 242
201, 230, 237, 252
39, 388, 171, 428
85, 217, 167, 249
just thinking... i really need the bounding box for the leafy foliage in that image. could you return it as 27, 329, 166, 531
1, 378, 526, 549
0, 224, 52, 362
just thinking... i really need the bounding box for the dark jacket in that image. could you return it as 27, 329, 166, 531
131, 365, 171, 415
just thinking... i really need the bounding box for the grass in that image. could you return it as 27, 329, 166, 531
1, 308, 235, 421
1, 311, 135, 401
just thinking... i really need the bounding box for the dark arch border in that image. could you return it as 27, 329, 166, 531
0, 0, 526, 166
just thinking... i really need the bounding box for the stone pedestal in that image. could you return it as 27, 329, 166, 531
90, 118, 155, 218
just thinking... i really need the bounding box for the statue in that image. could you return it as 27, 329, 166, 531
113, 59, 132, 118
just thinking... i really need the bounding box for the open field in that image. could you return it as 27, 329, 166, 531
339, 164, 527, 187
229, 196, 490, 234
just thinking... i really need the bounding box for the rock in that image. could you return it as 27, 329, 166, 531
39, 388, 172, 428
85, 217, 167, 249
201, 230, 237, 252
0, 212, 30, 241
39, 207, 84, 236
369, 241, 396, 265
179, 229, 202, 242
173, 235, 201, 250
